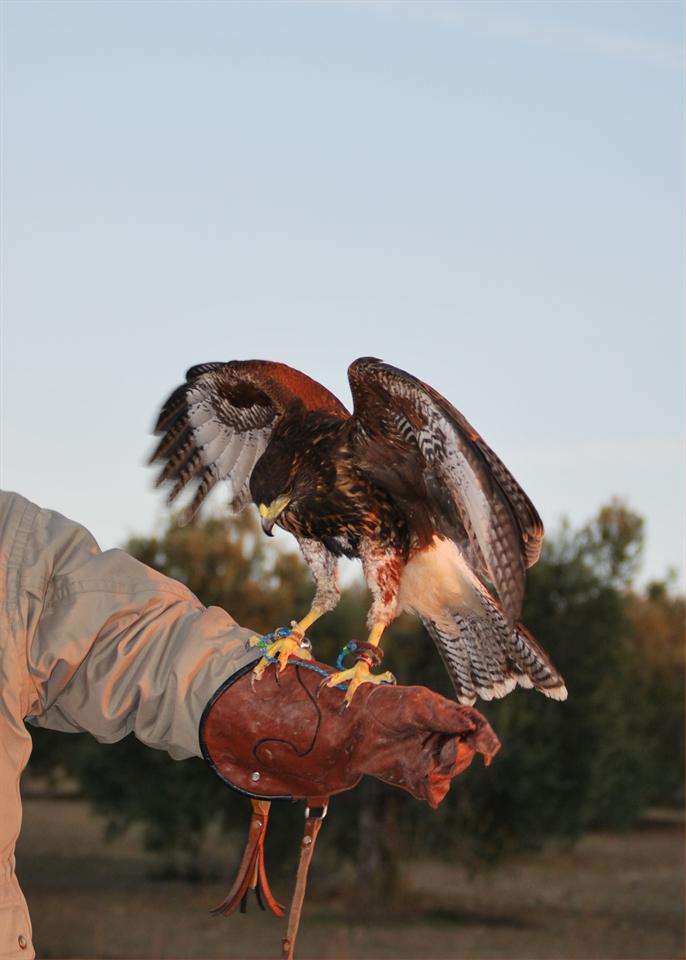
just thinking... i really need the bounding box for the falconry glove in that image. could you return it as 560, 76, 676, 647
200, 655, 500, 959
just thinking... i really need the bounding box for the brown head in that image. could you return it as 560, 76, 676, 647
249, 411, 343, 536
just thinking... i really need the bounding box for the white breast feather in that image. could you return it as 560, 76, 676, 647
398, 536, 485, 623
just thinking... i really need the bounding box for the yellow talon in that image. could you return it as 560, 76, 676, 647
325, 659, 395, 703
250, 630, 313, 682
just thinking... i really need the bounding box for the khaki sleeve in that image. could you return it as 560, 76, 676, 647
26, 519, 260, 760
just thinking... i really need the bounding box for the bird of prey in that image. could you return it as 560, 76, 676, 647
150, 358, 567, 704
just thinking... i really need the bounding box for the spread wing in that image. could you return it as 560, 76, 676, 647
150, 359, 349, 522
348, 357, 544, 622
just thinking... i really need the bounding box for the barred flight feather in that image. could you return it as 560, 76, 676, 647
422, 618, 477, 706
348, 358, 533, 622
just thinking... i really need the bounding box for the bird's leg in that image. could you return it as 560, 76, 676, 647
325, 545, 401, 702
250, 608, 321, 680
251, 539, 340, 682
325, 622, 395, 701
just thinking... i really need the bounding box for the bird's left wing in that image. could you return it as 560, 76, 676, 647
150, 359, 349, 522
348, 358, 544, 622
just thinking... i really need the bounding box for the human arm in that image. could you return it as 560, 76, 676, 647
21, 500, 259, 759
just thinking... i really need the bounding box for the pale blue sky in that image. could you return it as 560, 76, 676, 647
1, 0, 683, 585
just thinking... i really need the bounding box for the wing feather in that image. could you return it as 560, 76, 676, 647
150, 359, 348, 521
349, 357, 543, 621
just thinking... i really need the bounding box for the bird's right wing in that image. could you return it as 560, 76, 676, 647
348, 358, 544, 622
150, 359, 349, 522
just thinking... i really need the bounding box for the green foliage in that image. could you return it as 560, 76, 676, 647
625, 579, 685, 807
28, 501, 685, 886
576, 497, 645, 588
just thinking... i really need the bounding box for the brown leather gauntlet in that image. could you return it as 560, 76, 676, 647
200, 656, 500, 958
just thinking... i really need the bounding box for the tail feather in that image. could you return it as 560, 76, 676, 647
454, 614, 494, 699
473, 616, 515, 698
508, 622, 567, 700
422, 618, 477, 705
422, 602, 567, 705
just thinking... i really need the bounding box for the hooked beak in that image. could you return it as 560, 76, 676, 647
258, 496, 291, 537
261, 516, 275, 537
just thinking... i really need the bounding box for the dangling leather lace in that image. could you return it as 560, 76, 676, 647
212, 800, 284, 918
213, 797, 328, 960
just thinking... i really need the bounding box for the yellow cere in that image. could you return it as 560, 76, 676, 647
258, 495, 291, 521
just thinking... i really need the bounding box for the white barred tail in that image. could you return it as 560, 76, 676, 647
398, 535, 566, 706
421, 612, 567, 706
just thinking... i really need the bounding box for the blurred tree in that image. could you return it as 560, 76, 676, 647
576, 497, 645, 588
625, 575, 685, 806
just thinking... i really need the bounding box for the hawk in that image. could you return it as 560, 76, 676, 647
150, 358, 567, 704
